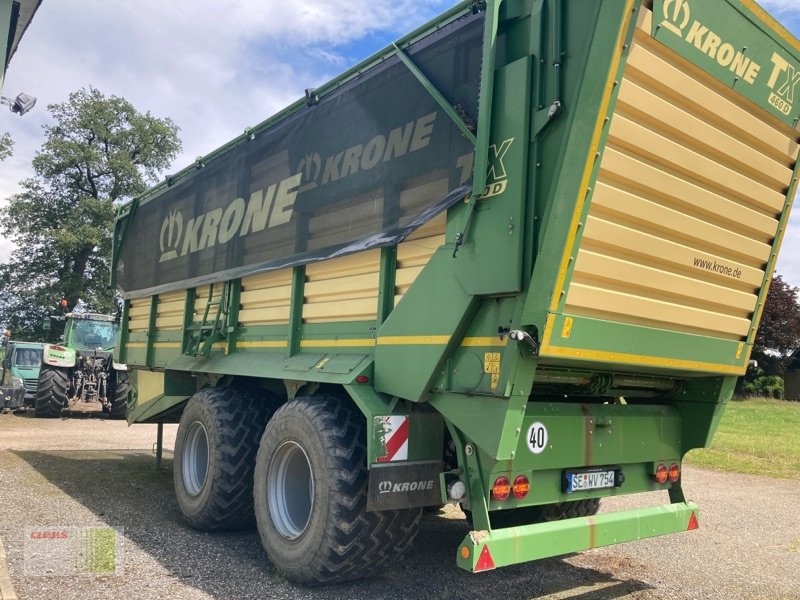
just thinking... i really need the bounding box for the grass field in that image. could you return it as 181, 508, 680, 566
685, 398, 800, 480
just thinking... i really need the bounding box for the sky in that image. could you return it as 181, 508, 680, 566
1, 0, 800, 285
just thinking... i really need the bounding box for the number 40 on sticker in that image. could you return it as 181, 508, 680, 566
526, 422, 548, 454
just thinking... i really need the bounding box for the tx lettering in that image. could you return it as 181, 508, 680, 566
767, 52, 800, 115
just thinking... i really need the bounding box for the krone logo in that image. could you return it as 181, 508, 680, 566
661, 0, 690, 37
297, 152, 322, 192
378, 480, 393, 494
160, 209, 183, 262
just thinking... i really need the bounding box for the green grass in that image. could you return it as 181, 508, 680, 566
684, 398, 800, 480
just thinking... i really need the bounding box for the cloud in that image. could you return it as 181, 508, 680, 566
760, 0, 800, 13
0, 0, 451, 257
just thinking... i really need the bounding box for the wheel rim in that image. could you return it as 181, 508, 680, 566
268, 440, 315, 539
183, 421, 210, 496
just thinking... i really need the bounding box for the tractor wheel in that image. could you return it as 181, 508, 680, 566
173, 386, 275, 530
108, 371, 129, 420
35, 365, 69, 418
253, 395, 421, 585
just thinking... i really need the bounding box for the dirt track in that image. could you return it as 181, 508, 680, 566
0, 410, 797, 600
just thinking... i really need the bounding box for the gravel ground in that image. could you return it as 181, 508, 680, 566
0, 410, 797, 600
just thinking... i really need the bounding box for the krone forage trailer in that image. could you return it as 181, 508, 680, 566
112, 0, 800, 584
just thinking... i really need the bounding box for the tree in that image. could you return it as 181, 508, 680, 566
751, 273, 800, 376
0, 132, 12, 161
0, 87, 181, 340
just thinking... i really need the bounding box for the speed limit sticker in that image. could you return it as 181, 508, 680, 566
526, 422, 548, 454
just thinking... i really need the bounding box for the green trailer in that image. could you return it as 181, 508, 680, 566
112, 0, 800, 584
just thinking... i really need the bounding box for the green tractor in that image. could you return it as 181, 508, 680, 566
36, 313, 128, 419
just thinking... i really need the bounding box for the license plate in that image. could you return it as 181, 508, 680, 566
564, 469, 616, 493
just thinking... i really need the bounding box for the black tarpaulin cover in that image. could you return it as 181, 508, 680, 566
115, 12, 484, 299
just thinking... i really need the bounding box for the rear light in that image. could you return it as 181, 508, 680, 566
491, 476, 511, 501
512, 475, 530, 499
668, 463, 680, 482
654, 463, 668, 484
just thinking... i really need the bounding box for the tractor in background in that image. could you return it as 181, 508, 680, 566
36, 313, 128, 419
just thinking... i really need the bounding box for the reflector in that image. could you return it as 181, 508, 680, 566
687, 512, 699, 530
474, 545, 496, 572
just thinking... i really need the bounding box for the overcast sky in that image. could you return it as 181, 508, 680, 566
1, 0, 800, 286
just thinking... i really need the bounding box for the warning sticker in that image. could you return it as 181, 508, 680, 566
484, 352, 501, 392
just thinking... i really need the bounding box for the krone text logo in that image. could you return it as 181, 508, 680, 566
158, 173, 302, 263
766, 52, 800, 116
660, 0, 761, 85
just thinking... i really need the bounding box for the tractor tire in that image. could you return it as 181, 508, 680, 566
173, 386, 275, 531
253, 395, 422, 585
35, 365, 69, 418
108, 371, 129, 420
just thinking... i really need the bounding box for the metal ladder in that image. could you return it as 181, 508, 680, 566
184, 282, 228, 357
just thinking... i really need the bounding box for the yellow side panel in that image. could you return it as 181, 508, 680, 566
131, 369, 165, 405
240, 270, 292, 326
564, 6, 798, 342
155, 291, 184, 330
304, 250, 381, 323
128, 298, 150, 333
395, 212, 446, 303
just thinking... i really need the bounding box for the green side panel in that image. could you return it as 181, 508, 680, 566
673, 375, 736, 451
540, 313, 748, 375
454, 56, 530, 295
521, 0, 633, 329
429, 392, 525, 461
344, 386, 444, 464
510, 402, 681, 471
374, 247, 478, 401
165, 351, 372, 386
652, 0, 800, 126
457, 502, 699, 572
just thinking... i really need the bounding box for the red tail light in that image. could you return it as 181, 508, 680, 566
491, 476, 511, 501
668, 463, 680, 482
654, 464, 668, 484
512, 475, 530, 499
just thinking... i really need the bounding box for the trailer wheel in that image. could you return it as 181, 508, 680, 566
485, 498, 601, 529
254, 395, 421, 584
174, 386, 274, 530
34, 365, 69, 418
108, 371, 128, 420
530, 498, 601, 521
